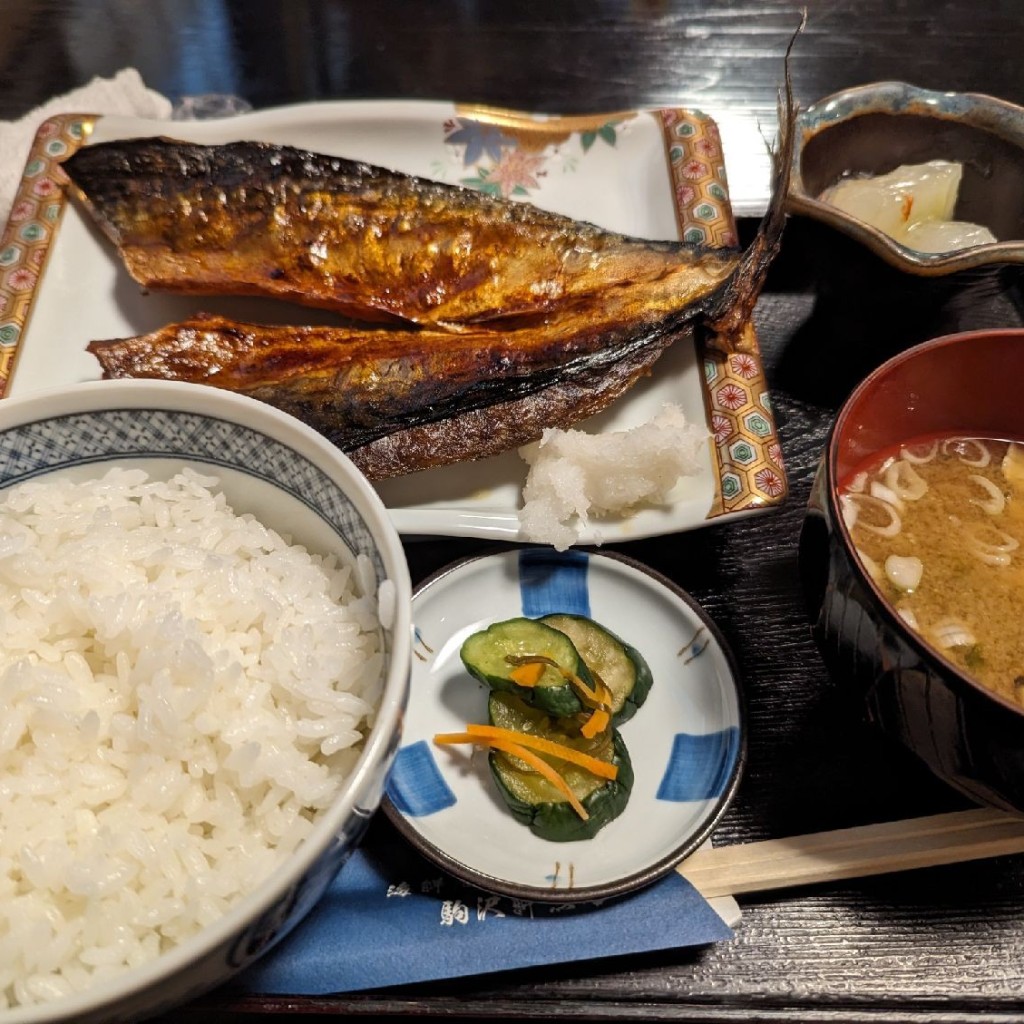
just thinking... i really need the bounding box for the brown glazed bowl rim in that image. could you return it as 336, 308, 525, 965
787, 80, 1024, 275
824, 327, 1024, 719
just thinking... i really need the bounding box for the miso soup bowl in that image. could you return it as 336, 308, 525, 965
799, 328, 1024, 811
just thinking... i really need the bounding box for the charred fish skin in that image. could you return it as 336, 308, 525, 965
82, 44, 798, 480
84, 231, 776, 474
89, 313, 684, 479
85, 242, 732, 473
62, 137, 738, 327
346, 331, 681, 480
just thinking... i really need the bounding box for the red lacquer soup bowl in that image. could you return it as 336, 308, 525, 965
800, 328, 1024, 811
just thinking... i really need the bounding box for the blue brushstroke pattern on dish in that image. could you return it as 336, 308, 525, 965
656, 727, 740, 802
518, 547, 591, 617
393, 548, 741, 823
392, 548, 593, 820
385, 740, 456, 816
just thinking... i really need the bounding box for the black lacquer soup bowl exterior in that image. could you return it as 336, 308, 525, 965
800, 329, 1024, 811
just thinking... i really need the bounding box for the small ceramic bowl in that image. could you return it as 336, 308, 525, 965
0, 379, 412, 1024
788, 81, 1024, 274
799, 328, 1024, 811
383, 547, 745, 904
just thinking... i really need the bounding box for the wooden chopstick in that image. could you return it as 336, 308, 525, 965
678, 808, 1024, 897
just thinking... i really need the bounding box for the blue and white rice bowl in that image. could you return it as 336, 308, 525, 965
0, 379, 412, 1024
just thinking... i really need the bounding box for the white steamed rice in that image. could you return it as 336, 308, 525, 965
0, 466, 385, 1009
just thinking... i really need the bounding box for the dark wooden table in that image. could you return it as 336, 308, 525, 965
5, 2, 1024, 1020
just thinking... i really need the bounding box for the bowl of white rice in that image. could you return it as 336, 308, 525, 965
0, 379, 412, 1023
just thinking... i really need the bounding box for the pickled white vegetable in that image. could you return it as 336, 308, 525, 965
903, 218, 997, 252
820, 159, 996, 253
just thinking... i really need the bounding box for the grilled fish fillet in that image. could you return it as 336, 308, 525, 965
64, 137, 745, 328
78, 56, 797, 479
86, 244, 737, 479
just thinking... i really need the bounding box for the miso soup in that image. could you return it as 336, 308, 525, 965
839, 435, 1024, 706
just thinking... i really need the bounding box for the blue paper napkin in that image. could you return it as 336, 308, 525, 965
235, 836, 733, 995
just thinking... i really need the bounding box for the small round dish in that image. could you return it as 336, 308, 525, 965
787, 81, 1024, 275
382, 547, 745, 904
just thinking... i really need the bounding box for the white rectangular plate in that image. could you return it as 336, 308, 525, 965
0, 100, 786, 542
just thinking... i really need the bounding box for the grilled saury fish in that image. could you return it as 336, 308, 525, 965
86, 253, 734, 479
70, 66, 796, 479
66, 136, 752, 329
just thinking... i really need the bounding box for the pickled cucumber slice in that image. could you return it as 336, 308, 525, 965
460, 616, 592, 717
487, 691, 633, 842
539, 612, 653, 725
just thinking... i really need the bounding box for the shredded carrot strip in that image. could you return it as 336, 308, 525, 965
435, 732, 589, 819
433, 729, 614, 782
494, 739, 589, 820
463, 724, 617, 779
509, 662, 545, 687
505, 653, 602, 705
434, 731, 484, 744
580, 706, 610, 740
579, 679, 613, 739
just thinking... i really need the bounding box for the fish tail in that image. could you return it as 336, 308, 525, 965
703, 15, 803, 352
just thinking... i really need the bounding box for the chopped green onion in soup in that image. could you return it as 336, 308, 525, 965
840, 437, 1024, 705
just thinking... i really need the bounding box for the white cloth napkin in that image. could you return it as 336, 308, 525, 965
0, 68, 171, 226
